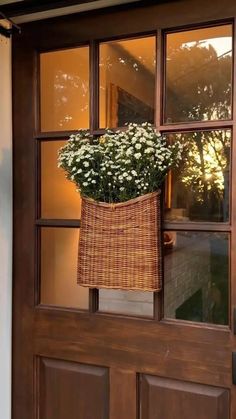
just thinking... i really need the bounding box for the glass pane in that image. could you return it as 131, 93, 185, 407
99, 36, 156, 128
99, 289, 153, 317
164, 130, 230, 222
40, 47, 89, 131
40, 228, 88, 309
165, 25, 232, 123
41, 141, 81, 219
164, 231, 229, 325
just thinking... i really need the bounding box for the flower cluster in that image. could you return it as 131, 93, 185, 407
58, 123, 182, 203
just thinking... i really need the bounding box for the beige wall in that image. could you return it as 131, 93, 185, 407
41, 228, 88, 309
40, 47, 90, 131
164, 234, 211, 321
41, 140, 81, 219
41, 39, 155, 130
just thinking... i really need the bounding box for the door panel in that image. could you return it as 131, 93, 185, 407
12, 2, 236, 419
140, 375, 229, 419
39, 358, 109, 419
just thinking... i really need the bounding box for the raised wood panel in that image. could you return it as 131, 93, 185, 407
139, 375, 229, 419
39, 358, 109, 419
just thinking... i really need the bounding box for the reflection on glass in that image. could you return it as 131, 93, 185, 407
41, 141, 81, 219
165, 25, 232, 123
99, 36, 156, 128
99, 289, 153, 317
164, 130, 230, 222
40, 228, 88, 309
40, 47, 89, 131
164, 231, 229, 325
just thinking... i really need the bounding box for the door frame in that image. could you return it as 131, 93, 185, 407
12, 1, 236, 418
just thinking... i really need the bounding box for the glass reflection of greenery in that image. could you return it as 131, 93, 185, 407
165, 232, 229, 326
166, 29, 232, 122
166, 130, 230, 222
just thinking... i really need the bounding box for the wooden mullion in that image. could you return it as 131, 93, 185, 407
36, 219, 80, 227
153, 289, 163, 320
153, 28, 164, 320
35, 130, 81, 140
35, 121, 233, 139
89, 289, 99, 313
164, 222, 231, 232
155, 28, 162, 130
89, 40, 99, 311
90, 40, 99, 131
36, 139, 41, 220
35, 224, 41, 306
159, 120, 233, 133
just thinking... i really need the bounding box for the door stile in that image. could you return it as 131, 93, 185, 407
230, 17, 236, 419
154, 28, 164, 320
12, 40, 38, 419
109, 369, 137, 419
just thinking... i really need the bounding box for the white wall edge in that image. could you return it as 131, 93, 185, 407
0, 22, 12, 419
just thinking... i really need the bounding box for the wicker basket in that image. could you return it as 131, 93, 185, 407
77, 190, 162, 292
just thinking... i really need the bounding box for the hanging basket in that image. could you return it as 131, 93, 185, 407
77, 190, 162, 292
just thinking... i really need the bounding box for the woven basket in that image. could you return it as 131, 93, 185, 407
77, 191, 162, 292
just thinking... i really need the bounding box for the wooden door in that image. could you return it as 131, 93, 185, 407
13, 1, 236, 418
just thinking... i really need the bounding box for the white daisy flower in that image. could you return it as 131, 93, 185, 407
144, 147, 154, 154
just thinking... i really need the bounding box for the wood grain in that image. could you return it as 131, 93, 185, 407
12, 2, 236, 419
139, 374, 229, 419
39, 357, 109, 419
110, 369, 136, 419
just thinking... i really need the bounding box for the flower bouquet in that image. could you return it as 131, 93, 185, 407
58, 123, 182, 291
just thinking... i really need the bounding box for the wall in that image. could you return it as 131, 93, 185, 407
0, 26, 12, 419
164, 233, 211, 321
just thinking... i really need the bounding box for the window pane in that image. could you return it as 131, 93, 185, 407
164, 130, 230, 222
40, 47, 89, 131
40, 228, 88, 309
164, 231, 229, 325
165, 25, 232, 123
99, 289, 153, 317
41, 141, 81, 219
99, 36, 156, 128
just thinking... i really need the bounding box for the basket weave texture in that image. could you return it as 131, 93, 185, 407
77, 191, 162, 292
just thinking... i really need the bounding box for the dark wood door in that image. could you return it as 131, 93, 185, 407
13, 1, 236, 418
